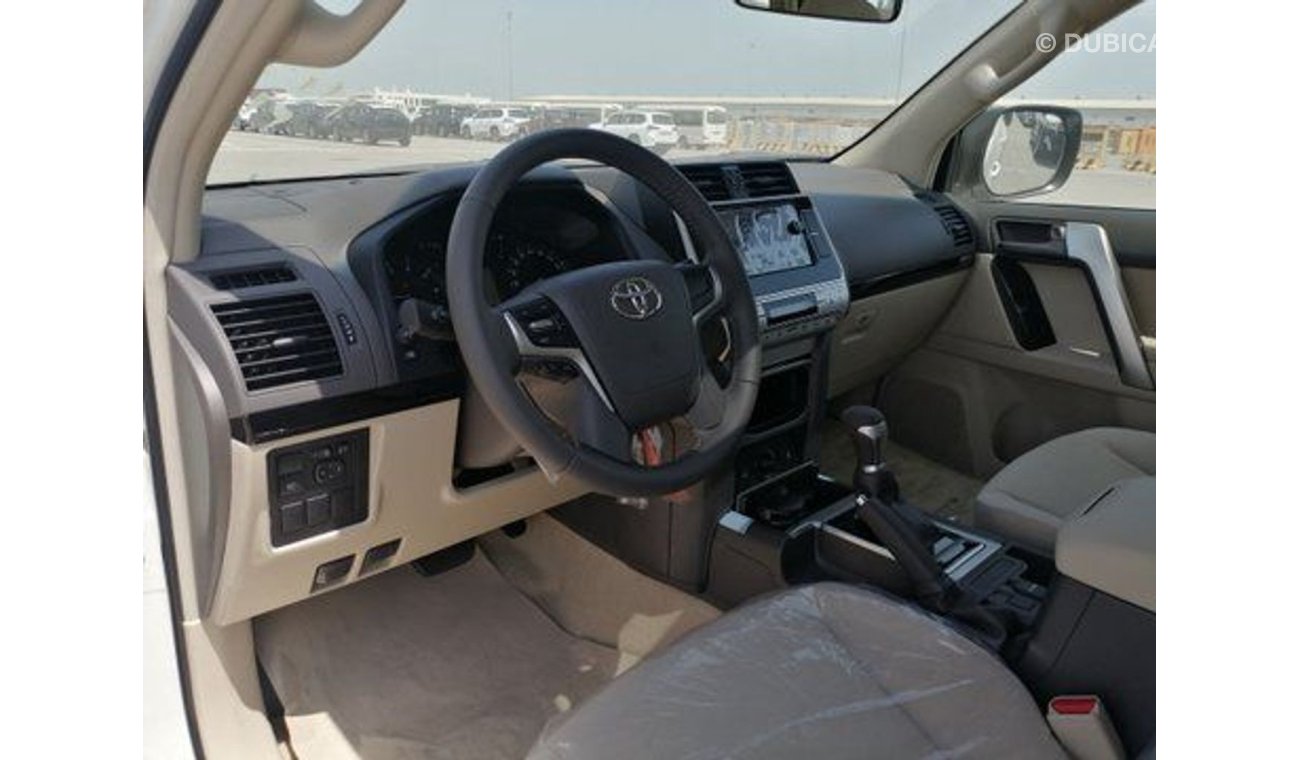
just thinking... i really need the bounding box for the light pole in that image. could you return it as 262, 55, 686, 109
505, 7, 515, 101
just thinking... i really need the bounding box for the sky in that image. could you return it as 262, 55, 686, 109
259, 0, 1156, 102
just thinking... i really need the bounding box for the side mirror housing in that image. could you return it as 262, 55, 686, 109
950, 106, 1083, 200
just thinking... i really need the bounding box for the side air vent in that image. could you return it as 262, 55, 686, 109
211, 293, 343, 392
209, 264, 297, 291
737, 163, 799, 198
933, 204, 974, 248
678, 164, 731, 202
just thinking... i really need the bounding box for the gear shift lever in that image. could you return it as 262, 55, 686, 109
840, 406, 1007, 648
841, 405, 898, 503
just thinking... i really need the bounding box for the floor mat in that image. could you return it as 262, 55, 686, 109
821, 424, 984, 524
255, 552, 620, 760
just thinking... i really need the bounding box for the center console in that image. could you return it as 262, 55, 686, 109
708, 405, 1053, 654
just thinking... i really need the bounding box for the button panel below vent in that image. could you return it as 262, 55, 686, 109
211, 293, 344, 391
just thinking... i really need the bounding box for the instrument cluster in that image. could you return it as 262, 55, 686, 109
382, 192, 614, 334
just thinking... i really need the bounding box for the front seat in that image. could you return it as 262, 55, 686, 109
975, 427, 1156, 555
528, 583, 1063, 759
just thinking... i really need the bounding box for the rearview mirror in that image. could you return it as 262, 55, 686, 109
950, 106, 1083, 200
734, 0, 901, 23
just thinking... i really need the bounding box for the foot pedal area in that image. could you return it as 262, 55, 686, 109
411, 540, 475, 577
1046, 695, 1124, 760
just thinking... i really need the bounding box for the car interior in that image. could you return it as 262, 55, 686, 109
144, 0, 1155, 758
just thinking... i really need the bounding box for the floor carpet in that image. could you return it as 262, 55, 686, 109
255, 552, 620, 760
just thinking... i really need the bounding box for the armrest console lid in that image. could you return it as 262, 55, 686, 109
1057, 476, 1155, 613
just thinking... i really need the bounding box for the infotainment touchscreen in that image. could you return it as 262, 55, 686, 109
718, 204, 814, 277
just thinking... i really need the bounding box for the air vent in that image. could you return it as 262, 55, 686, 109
211, 293, 343, 392
209, 264, 297, 291
737, 163, 799, 198
932, 204, 974, 248
678, 164, 731, 202
680, 162, 799, 202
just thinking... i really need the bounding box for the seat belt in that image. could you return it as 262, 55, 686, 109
1046, 695, 1125, 760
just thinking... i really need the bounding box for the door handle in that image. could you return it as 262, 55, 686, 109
1064, 223, 1155, 391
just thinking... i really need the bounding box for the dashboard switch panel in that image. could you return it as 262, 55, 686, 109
268, 429, 369, 547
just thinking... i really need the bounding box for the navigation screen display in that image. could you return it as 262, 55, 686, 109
719, 204, 813, 277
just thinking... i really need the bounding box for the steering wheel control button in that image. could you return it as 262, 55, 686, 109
268, 430, 370, 547
512, 298, 578, 348
311, 555, 354, 593
524, 357, 580, 381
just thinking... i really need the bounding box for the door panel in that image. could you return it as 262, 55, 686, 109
878, 202, 1154, 479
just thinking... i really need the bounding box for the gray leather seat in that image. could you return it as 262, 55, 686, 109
528, 583, 1063, 759
975, 427, 1156, 555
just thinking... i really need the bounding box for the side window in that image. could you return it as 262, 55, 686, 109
959, 2, 1155, 209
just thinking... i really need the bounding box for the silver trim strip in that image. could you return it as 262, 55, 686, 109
502, 311, 616, 412
821, 522, 897, 560
1064, 222, 1155, 390
937, 523, 1003, 582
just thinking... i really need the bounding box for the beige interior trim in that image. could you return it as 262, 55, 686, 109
212, 401, 589, 625
827, 270, 969, 398
276, 0, 404, 66
1056, 476, 1156, 612
928, 254, 1156, 403
179, 620, 280, 760
1121, 266, 1156, 339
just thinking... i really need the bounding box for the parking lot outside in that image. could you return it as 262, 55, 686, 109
211, 129, 1153, 209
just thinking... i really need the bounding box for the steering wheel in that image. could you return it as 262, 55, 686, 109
446, 128, 761, 496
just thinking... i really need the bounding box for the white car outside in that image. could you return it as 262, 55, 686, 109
591, 110, 680, 149
460, 107, 532, 140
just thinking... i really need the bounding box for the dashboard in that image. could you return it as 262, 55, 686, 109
174, 159, 974, 624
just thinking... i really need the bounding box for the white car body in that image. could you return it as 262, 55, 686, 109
460, 107, 532, 140
590, 110, 680, 148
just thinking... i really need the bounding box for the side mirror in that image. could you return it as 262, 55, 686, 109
951, 106, 1083, 200
734, 0, 901, 23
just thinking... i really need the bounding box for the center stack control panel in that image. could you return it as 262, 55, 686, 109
268, 429, 369, 546
712, 195, 849, 345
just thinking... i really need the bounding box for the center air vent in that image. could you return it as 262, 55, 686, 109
678, 165, 730, 202
736, 163, 799, 198
211, 293, 343, 391
680, 162, 799, 202
208, 264, 297, 291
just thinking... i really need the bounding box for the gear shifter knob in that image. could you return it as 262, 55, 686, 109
842, 405, 887, 469
841, 406, 896, 502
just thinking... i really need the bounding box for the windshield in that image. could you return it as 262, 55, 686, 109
209, 0, 1022, 185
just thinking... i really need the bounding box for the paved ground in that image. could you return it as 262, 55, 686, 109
209, 130, 1153, 208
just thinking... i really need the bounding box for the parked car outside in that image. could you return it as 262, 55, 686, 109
460, 107, 532, 140
591, 110, 680, 152
414, 104, 476, 137
324, 104, 412, 146
285, 102, 331, 139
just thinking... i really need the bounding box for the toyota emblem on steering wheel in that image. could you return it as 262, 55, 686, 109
609, 277, 663, 320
